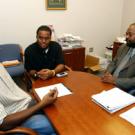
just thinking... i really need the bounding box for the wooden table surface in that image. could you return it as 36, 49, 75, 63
33, 71, 135, 135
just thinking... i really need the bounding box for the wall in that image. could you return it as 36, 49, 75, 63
0, 0, 123, 56
120, 0, 135, 35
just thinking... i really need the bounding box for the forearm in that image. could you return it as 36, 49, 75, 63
0, 102, 44, 130
116, 77, 135, 91
54, 64, 65, 74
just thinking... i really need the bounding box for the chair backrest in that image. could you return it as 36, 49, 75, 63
0, 44, 25, 77
0, 44, 22, 62
0, 127, 38, 135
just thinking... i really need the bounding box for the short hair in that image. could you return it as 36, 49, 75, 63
130, 23, 135, 27
36, 25, 52, 36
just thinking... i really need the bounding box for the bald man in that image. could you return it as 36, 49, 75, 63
101, 23, 135, 92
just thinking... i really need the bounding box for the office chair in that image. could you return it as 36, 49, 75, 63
0, 127, 38, 135
0, 44, 25, 77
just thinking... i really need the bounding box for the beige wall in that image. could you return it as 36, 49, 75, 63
0, 0, 123, 56
120, 0, 135, 35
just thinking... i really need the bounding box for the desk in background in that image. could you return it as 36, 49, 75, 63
33, 71, 135, 135
63, 47, 85, 71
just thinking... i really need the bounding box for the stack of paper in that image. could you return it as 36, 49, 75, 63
91, 88, 135, 113
35, 83, 72, 100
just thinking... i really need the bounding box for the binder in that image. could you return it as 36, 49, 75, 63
91, 88, 135, 113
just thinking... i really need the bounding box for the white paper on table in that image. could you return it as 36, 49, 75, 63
91, 87, 135, 113
35, 83, 72, 100
120, 107, 135, 126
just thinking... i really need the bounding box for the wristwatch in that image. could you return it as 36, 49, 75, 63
33, 73, 38, 78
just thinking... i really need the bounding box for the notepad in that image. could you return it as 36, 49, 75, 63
91, 88, 135, 113
35, 83, 72, 100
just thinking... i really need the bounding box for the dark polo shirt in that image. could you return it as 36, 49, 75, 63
24, 41, 64, 71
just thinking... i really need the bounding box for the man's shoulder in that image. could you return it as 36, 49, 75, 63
50, 41, 61, 48
116, 44, 127, 52
50, 41, 60, 45
119, 43, 129, 49
25, 42, 37, 52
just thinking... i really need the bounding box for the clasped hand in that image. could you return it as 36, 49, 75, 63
37, 69, 53, 80
101, 72, 116, 84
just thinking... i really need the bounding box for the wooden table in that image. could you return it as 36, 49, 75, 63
33, 71, 135, 135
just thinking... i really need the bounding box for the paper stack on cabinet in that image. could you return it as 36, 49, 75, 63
91, 88, 135, 113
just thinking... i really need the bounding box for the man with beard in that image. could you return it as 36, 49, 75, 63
101, 23, 135, 92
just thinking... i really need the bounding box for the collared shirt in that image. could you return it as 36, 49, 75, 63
24, 41, 64, 71
0, 63, 32, 124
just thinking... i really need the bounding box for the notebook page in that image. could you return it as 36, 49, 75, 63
120, 107, 135, 126
35, 83, 72, 100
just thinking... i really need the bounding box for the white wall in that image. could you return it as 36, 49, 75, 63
120, 0, 135, 35
0, 0, 123, 56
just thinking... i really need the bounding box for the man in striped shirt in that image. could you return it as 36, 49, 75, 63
0, 63, 58, 135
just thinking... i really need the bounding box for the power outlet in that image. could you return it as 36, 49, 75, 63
89, 47, 94, 52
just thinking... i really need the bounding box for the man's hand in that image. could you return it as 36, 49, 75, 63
0, 88, 58, 130
101, 72, 116, 84
37, 69, 54, 80
40, 88, 58, 107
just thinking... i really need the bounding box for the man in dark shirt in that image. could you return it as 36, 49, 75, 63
25, 25, 65, 80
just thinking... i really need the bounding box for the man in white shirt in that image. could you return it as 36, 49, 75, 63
0, 63, 58, 135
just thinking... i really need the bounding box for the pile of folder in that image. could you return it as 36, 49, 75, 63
91, 88, 135, 113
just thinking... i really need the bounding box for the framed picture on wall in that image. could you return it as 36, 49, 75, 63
46, 0, 67, 10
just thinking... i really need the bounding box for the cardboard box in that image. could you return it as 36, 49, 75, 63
85, 55, 102, 72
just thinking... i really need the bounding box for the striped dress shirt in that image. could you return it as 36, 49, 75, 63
0, 63, 32, 124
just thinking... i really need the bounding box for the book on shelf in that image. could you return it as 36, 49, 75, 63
91, 87, 135, 113
35, 83, 72, 100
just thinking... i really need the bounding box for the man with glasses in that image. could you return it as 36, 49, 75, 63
25, 25, 65, 80
101, 23, 135, 93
